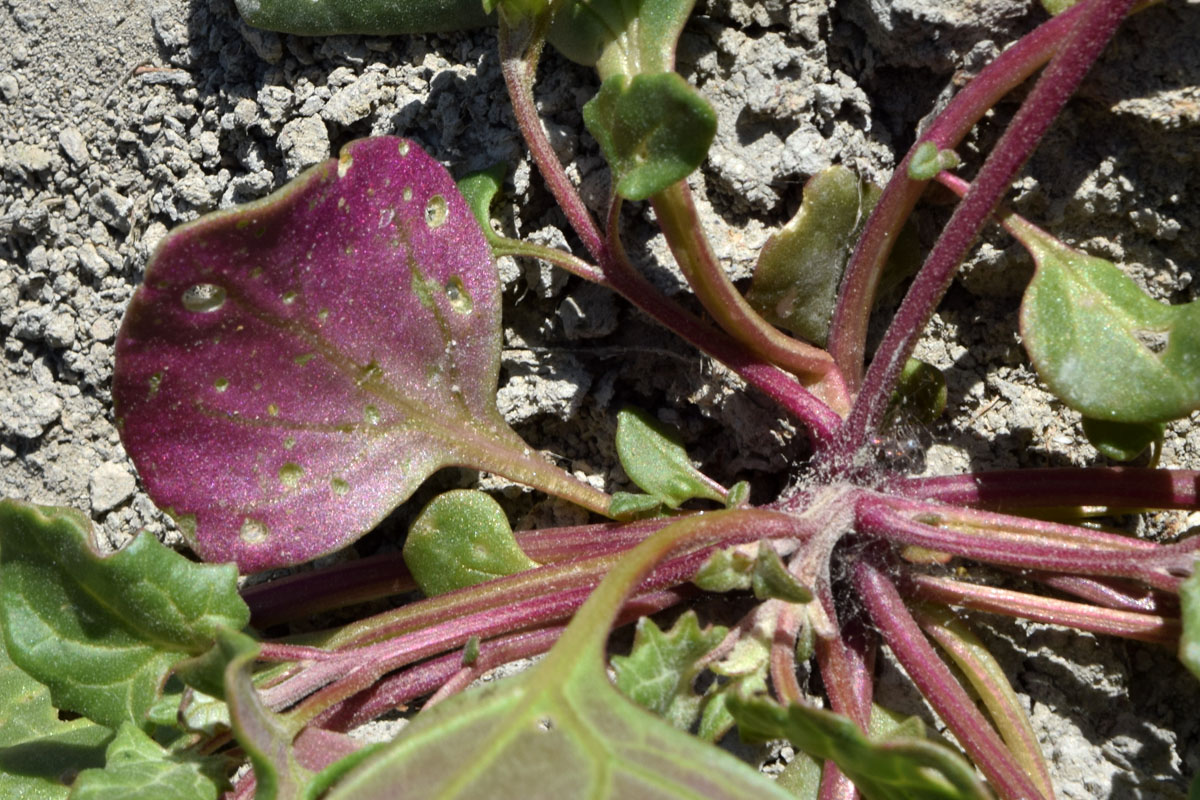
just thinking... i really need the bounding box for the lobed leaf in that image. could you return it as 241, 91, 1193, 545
0, 633, 111, 800
727, 694, 990, 800
615, 406, 725, 509
402, 489, 538, 596
114, 137, 523, 570
0, 500, 248, 731
234, 0, 491, 35
69, 723, 227, 800
1012, 216, 1200, 423
611, 611, 727, 731
583, 73, 716, 201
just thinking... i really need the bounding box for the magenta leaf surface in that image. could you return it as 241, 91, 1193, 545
114, 137, 509, 571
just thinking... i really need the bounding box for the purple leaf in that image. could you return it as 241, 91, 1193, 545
114, 137, 507, 571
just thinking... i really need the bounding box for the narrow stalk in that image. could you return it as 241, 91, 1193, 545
898, 467, 1200, 511
479, 424, 614, 515
855, 495, 1195, 591
603, 197, 843, 443
498, 19, 606, 262
830, 0, 1138, 464
914, 605, 1056, 800
490, 235, 605, 283
316, 589, 689, 731
770, 603, 804, 704
650, 182, 849, 412
499, 16, 843, 438
826, 0, 1101, 386
906, 573, 1180, 644
854, 562, 1045, 800
243, 552, 414, 629
813, 579, 873, 800
276, 510, 810, 720
1025, 573, 1173, 614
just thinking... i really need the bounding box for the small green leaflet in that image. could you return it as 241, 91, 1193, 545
612, 611, 727, 731
727, 694, 991, 800
615, 406, 726, 508
69, 723, 227, 800
583, 73, 717, 201
0, 500, 249, 731
1080, 417, 1164, 462
403, 490, 539, 596
1011, 214, 1200, 423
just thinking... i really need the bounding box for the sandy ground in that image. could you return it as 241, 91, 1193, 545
2, 0, 1200, 796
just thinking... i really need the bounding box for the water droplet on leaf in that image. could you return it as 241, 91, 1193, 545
278, 462, 304, 488
445, 276, 472, 314
213, 377, 229, 392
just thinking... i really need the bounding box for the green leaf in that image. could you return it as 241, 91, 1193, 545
147, 687, 231, 737
320, 510, 797, 800
1081, 416, 1164, 462
691, 545, 754, 593
727, 694, 991, 800
0, 633, 111, 800
752, 542, 812, 604
1179, 561, 1200, 682
1012, 216, 1200, 423
69, 723, 227, 800
548, 0, 696, 78
234, 0, 492, 35
456, 164, 508, 246
583, 73, 716, 201
403, 490, 538, 596
0, 500, 250, 731
615, 406, 726, 508
887, 358, 947, 427
219, 629, 312, 800
609, 492, 665, 521
611, 612, 727, 731
907, 142, 961, 181
746, 166, 919, 347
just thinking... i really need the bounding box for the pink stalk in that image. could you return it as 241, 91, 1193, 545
906, 573, 1180, 644
854, 561, 1045, 800
827, 0, 1115, 386
855, 496, 1194, 591
830, 0, 1139, 463
899, 468, 1200, 511
1026, 573, 1174, 614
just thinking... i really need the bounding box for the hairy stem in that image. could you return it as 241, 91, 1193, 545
906, 573, 1180, 644
828, 0, 1137, 464
854, 561, 1045, 800
914, 605, 1056, 800
651, 182, 850, 412
899, 467, 1200, 511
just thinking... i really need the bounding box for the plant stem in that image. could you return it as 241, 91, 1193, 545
498, 17, 843, 441
906, 573, 1180, 644
898, 467, 1200, 511
826, 0, 1103, 388
830, 0, 1138, 465
650, 182, 850, 413
854, 561, 1045, 800
913, 605, 1056, 800
602, 198, 843, 443
855, 494, 1195, 591
498, 19, 606, 263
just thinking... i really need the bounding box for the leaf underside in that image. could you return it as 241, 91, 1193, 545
114, 137, 509, 571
